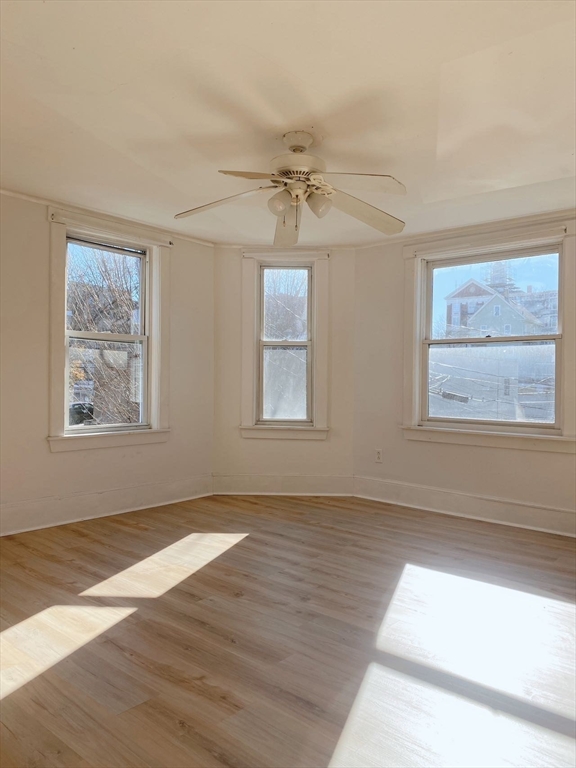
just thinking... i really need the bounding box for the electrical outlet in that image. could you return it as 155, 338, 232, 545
375, 449, 383, 463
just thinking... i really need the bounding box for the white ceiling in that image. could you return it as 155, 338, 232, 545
1, 0, 575, 246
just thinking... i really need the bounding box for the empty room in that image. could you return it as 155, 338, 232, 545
1, 1, 575, 766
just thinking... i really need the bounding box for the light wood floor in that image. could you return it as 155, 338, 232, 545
1, 495, 575, 768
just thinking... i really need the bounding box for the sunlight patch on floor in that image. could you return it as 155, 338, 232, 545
0, 606, 136, 699
1, 533, 248, 698
376, 564, 576, 719
329, 662, 575, 768
80, 532, 248, 598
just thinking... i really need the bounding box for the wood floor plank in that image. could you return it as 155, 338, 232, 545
221, 700, 341, 768
0, 697, 93, 768
1, 495, 575, 767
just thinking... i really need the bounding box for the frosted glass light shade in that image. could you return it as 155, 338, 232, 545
307, 192, 332, 218
268, 189, 292, 216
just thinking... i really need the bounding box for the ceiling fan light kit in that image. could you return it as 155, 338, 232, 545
175, 130, 406, 244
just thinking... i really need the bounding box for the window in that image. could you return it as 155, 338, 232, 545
66, 239, 148, 432
425, 251, 560, 428
259, 266, 311, 423
48, 207, 171, 451
240, 252, 329, 439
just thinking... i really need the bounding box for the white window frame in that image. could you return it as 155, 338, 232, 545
258, 265, 313, 425
65, 236, 149, 434
402, 221, 576, 453
421, 247, 562, 431
240, 251, 329, 439
48, 208, 171, 452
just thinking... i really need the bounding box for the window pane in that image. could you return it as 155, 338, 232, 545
67, 242, 143, 334
262, 346, 307, 420
431, 253, 559, 339
68, 338, 144, 427
263, 268, 308, 341
428, 341, 555, 423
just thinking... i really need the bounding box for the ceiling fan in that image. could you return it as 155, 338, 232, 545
174, 131, 406, 246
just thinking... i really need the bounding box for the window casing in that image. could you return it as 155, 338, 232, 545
240, 251, 329, 439
65, 237, 149, 434
48, 207, 171, 451
402, 219, 575, 453
258, 266, 312, 425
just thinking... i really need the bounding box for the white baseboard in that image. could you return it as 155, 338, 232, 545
354, 476, 576, 537
0, 474, 214, 536
3, 473, 573, 538
213, 473, 354, 496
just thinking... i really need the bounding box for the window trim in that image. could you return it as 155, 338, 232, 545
402, 223, 575, 452
240, 251, 329, 439
48, 210, 171, 451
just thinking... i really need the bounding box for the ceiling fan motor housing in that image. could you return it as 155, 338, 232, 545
269, 153, 327, 179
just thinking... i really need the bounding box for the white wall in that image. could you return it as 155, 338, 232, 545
1, 194, 574, 536
0, 195, 214, 534
212, 246, 355, 494
353, 240, 576, 536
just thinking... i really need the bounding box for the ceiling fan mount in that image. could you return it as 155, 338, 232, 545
175, 129, 407, 246
282, 130, 315, 153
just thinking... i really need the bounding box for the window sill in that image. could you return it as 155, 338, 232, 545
402, 425, 575, 453
48, 428, 170, 453
240, 426, 329, 440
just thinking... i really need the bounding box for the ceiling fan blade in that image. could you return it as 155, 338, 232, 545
219, 170, 283, 181
331, 189, 405, 235
321, 173, 406, 195
174, 186, 275, 219
274, 205, 299, 247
